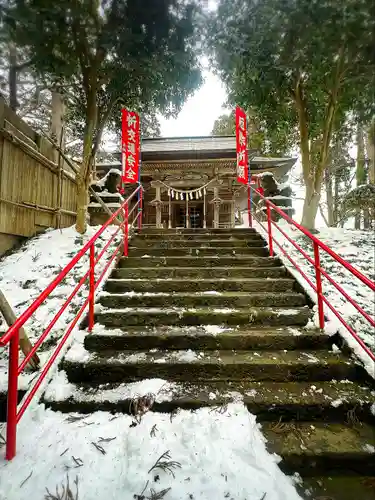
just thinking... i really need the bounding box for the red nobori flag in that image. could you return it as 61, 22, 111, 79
235, 106, 248, 184
121, 109, 140, 183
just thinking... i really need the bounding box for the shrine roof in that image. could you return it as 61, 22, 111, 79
141, 136, 236, 153
97, 136, 296, 166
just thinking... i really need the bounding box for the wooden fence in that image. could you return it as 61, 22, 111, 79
0, 98, 77, 241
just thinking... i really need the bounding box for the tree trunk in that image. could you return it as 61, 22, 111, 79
333, 169, 340, 226
325, 168, 334, 226
8, 44, 18, 111
75, 87, 97, 234
366, 119, 375, 185
355, 123, 366, 229
50, 91, 65, 162
301, 179, 320, 231
0, 290, 40, 370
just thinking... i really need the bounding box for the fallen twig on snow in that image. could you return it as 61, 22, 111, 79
148, 450, 181, 478
20, 471, 33, 488
65, 415, 86, 423
148, 488, 171, 500
44, 475, 79, 500
98, 436, 116, 443
64, 456, 83, 470
91, 441, 106, 455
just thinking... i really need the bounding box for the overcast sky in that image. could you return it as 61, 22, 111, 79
159, 70, 227, 137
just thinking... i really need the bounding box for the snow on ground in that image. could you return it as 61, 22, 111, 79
0, 401, 302, 500
250, 215, 375, 374
0, 225, 122, 391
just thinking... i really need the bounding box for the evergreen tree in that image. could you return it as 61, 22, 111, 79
209, 0, 375, 230
5, 0, 203, 232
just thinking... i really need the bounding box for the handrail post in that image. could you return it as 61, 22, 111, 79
6, 328, 19, 460
124, 201, 129, 256
247, 184, 252, 228
138, 187, 143, 231
313, 241, 325, 329
266, 201, 273, 257
88, 244, 95, 332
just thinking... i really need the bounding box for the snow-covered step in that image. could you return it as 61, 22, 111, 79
42, 377, 375, 423
111, 265, 288, 280
131, 238, 267, 248
94, 305, 311, 328
138, 228, 258, 235
61, 344, 359, 385
127, 246, 269, 257
104, 277, 296, 293
84, 325, 330, 352
135, 232, 264, 240
118, 255, 282, 268
261, 420, 375, 476
99, 291, 307, 309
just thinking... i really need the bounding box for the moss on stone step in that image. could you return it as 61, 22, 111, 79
104, 277, 295, 293
128, 246, 270, 257
135, 232, 261, 240
43, 378, 375, 427
96, 305, 311, 328
111, 266, 288, 280
63, 348, 360, 385
299, 475, 375, 500
261, 421, 375, 476
99, 291, 306, 309
84, 325, 329, 352
131, 239, 267, 248
119, 256, 282, 268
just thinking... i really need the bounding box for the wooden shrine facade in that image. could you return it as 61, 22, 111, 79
96, 136, 297, 229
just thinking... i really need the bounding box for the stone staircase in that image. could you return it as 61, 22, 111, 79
44, 228, 375, 500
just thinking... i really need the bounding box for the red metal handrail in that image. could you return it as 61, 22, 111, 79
0, 184, 143, 460
248, 185, 375, 363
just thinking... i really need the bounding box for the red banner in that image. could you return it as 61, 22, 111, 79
121, 109, 140, 183
235, 106, 248, 184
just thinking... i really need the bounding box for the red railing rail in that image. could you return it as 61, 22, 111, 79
248, 185, 375, 363
0, 184, 143, 460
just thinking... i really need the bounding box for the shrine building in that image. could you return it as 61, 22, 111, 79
94, 136, 296, 229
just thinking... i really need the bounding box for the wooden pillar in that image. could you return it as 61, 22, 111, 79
168, 191, 172, 229
185, 195, 189, 229
230, 201, 235, 228
213, 187, 219, 229
155, 184, 162, 229
203, 189, 207, 229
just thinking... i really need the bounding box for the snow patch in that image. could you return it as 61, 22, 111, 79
0, 403, 303, 500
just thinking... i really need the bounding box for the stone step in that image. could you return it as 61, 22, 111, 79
90, 193, 122, 204
118, 256, 282, 268
261, 420, 375, 476
104, 277, 296, 293
84, 325, 330, 352
95, 305, 311, 328
299, 475, 375, 500
111, 266, 288, 280
135, 233, 264, 241
43, 378, 375, 423
127, 246, 269, 257
138, 228, 257, 235
62, 346, 359, 384
131, 239, 267, 249
99, 291, 307, 309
